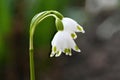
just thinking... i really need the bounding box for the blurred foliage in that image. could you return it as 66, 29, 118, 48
0, 0, 11, 35
0, 0, 11, 61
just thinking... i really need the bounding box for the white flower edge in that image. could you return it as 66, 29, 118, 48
62, 17, 85, 39
50, 31, 81, 57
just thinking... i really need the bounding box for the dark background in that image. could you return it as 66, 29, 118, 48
0, 0, 120, 80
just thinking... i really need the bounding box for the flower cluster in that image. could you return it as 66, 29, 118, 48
50, 17, 85, 57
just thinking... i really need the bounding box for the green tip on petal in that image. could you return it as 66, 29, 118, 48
51, 46, 57, 57
74, 46, 81, 52
64, 48, 68, 53
71, 33, 77, 39
52, 46, 57, 53
77, 26, 85, 33
55, 51, 61, 57
64, 48, 71, 56
50, 52, 55, 57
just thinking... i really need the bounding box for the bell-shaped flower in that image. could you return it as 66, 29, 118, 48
62, 17, 85, 39
50, 31, 81, 57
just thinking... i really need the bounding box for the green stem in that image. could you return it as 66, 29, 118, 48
29, 48, 35, 80
29, 33, 35, 80
29, 10, 64, 80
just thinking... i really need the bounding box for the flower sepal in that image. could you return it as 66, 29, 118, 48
55, 18, 64, 31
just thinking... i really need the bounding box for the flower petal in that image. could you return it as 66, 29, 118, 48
62, 17, 85, 33
71, 32, 77, 39
77, 25, 85, 33
73, 45, 81, 52
50, 52, 55, 57
55, 51, 62, 57
51, 31, 81, 57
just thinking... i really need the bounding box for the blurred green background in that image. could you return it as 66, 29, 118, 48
0, 0, 120, 80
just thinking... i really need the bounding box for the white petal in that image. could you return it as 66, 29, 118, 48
51, 31, 68, 50
73, 45, 81, 52
51, 31, 81, 57
50, 52, 55, 57
62, 17, 85, 33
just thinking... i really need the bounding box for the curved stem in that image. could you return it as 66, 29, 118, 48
29, 11, 63, 80
30, 14, 59, 42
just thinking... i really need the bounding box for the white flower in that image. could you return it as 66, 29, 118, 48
50, 31, 81, 57
62, 17, 85, 39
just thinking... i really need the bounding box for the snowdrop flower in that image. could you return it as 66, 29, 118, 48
62, 17, 85, 39
50, 31, 80, 57
29, 10, 85, 80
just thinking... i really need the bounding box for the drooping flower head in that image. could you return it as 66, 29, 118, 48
50, 31, 80, 57
30, 10, 85, 57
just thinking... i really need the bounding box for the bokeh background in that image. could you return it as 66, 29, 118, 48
0, 0, 120, 80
